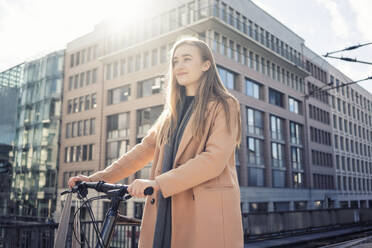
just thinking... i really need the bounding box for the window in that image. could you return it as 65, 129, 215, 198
291, 147, 303, 170
248, 167, 264, 187
222, 37, 227, 56
78, 121, 83, 136
91, 93, 97, 108
290, 122, 303, 145
245, 78, 261, 99
70, 54, 74, 68
270, 115, 283, 141
82, 145, 88, 161
66, 123, 71, 138
73, 98, 78, 113
289, 97, 301, 114
85, 95, 90, 110
78, 96, 84, 112
74, 75, 79, 89
84, 120, 89, 136
228, 40, 234, 60
247, 137, 264, 165
137, 105, 163, 136
271, 142, 285, 168
108, 85, 131, 105
137, 76, 164, 97
92, 68, 97, 83
217, 65, 235, 90
249, 202, 268, 213
108, 112, 129, 137
269, 88, 284, 107
274, 202, 290, 212
79, 72, 85, 87
273, 169, 285, 188
293, 171, 304, 189
86, 70, 91, 85
67, 100, 72, 114
68, 76, 73, 91
90, 118, 95, 135
213, 32, 220, 52
88, 144, 94, 160
246, 108, 263, 136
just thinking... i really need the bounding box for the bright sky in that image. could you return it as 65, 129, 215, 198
0, 0, 371, 94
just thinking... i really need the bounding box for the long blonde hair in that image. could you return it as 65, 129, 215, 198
150, 37, 241, 149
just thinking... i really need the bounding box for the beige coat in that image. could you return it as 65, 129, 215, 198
89, 97, 244, 248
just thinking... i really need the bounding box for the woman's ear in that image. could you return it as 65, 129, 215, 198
202, 60, 211, 72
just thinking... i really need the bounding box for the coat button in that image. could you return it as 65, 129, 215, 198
151, 198, 155, 204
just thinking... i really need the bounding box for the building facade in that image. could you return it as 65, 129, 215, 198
0, 64, 24, 217
56, 0, 372, 225
10, 50, 64, 219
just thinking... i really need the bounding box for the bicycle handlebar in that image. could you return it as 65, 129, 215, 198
61, 180, 154, 197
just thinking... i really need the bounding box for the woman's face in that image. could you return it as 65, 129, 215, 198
173, 44, 210, 95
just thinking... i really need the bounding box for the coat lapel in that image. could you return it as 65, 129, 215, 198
172, 100, 217, 166
173, 110, 195, 166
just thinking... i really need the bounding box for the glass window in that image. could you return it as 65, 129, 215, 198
137, 76, 164, 98
217, 65, 235, 90
290, 121, 303, 145
273, 169, 285, 187
92, 68, 97, 83
137, 105, 163, 136
269, 88, 284, 107
246, 107, 263, 136
270, 115, 284, 141
91, 93, 97, 108
271, 142, 285, 168
247, 137, 264, 165
86, 70, 91, 85
108, 85, 131, 105
291, 147, 303, 170
107, 113, 130, 139
248, 167, 264, 187
245, 78, 261, 99
289, 97, 301, 114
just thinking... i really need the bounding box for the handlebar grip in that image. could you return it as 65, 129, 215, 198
144, 187, 154, 196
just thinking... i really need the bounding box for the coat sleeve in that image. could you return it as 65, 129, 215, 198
155, 98, 240, 198
88, 129, 157, 183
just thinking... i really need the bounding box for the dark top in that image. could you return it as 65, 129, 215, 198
152, 95, 195, 248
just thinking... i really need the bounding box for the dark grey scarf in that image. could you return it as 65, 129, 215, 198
152, 95, 195, 248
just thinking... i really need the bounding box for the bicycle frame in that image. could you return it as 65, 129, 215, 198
61, 181, 153, 248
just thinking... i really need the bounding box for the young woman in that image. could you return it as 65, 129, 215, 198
68, 37, 243, 248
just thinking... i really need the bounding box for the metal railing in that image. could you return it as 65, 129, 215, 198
0, 220, 140, 248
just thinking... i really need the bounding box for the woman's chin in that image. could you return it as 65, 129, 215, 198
177, 81, 190, 87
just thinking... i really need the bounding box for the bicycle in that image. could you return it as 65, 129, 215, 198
60, 181, 154, 248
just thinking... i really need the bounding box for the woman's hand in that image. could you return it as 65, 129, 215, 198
127, 179, 160, 198
68, 174, 91, 188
